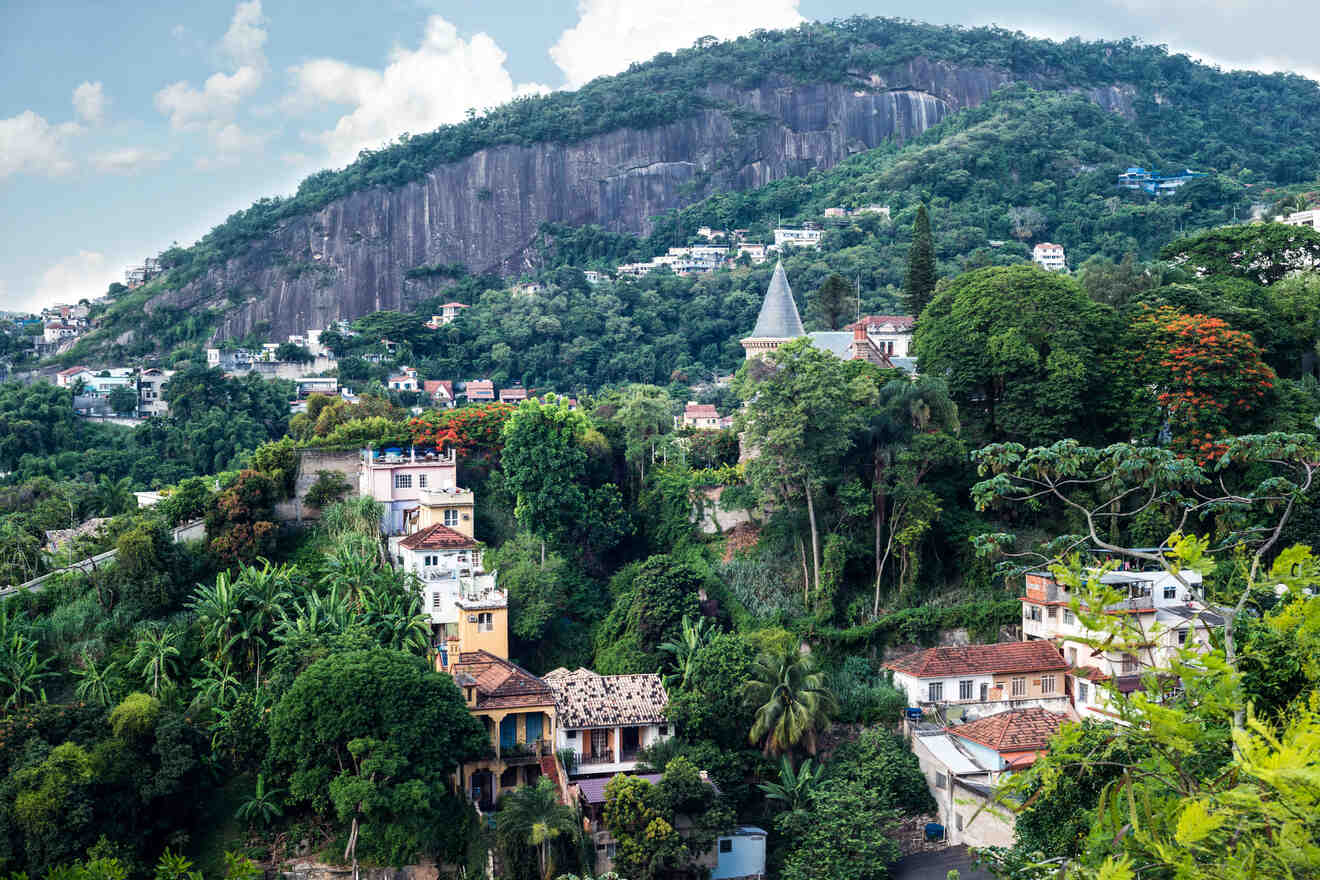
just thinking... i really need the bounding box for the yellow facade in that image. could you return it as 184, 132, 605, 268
416, 490, 476, 537
454, 602, 508, 660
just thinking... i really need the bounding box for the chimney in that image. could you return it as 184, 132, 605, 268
853, 323, 867, 343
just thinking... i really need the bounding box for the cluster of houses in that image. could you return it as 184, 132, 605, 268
56, 365, 174, 418
883, 562, 1224, 849
1116, 166, 1208, 196
612, 226, 831, 279
347, 440, 764, 879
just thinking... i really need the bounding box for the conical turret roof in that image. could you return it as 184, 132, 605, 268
747, 261, 804, 339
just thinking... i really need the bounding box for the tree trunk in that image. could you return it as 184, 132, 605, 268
872, 455, 889, 617
804, 485, 821, 600
345, 815, 360, 880
797, 537, 810, 608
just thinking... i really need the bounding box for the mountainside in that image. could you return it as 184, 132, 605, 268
74, 18, 1320, 359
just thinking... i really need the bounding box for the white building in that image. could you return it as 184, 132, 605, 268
138, 367, 174, 417
389, 522, 502, 639
543, 668, 674, 778
1022, 565, 1222, 722
583, 270, 605, 285
772, 227, 823, 249
735, 243, 769, 264
388, 367, 420, 392
43, 324, 79, 344
1032, 242, 1067, 272
1281, 209, 1320, 231
848, 314, 916, 359
885, 641, 1073, 717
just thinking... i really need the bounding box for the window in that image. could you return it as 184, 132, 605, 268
1121, 654, 1139, 674
935, 772, 948, 789
431, 593, 441, 610
477, 612, 494, 632
928, 681, 944, 702
444, 509, 460, 527
1068, 647, 1078, 666
719, 840, 733, 854
418, 474, 428, 488
1046, 605, 1057, 620
955, 814, 964, 832
1025, 604, 1042, 622
567, 730, 577, 740
424, 554, 437, 566
1041, 674, 1056, 694
658, 724, 668, 736
1063, 609, 1075, 625
980, 683, 988, 702
1078, 682, 1089, 703
1164, 584, 1177, 600
959, 680, 974, 700
1011, 677, 1027, 697
1177, 629, 1189, 646
394, 473, 412, 489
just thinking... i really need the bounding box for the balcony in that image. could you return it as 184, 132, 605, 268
502, 738, 552, 765
577, 749, 616, 768
620, 748, 641, 763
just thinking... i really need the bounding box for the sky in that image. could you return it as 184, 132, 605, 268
3, 0, 1319, 313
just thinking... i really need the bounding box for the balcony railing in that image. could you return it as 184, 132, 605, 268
619, 748, 641, 763
502, 738, 552, 764
577, 749, 616, 767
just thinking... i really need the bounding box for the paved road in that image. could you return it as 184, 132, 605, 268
890, 846, 996, 880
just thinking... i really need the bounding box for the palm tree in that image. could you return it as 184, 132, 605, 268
190, 657, 241, 709
658, 615, 714, 690
743, 643, 837, 757
189, 571, 245, 665
131, 626, 181, 696
497, 778, 579, 880
0, 634, 55, 709
72, 651, 118, 707
359, 574, 430, 655
235, 773, 285, 828
93, 475, 137, 516
758, 755, 824, 811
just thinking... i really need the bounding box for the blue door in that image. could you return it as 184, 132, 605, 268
500, 715, 517, 750
525, 713, 543, 745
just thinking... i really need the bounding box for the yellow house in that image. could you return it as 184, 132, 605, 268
404, 485, 476, 537
447, 649, 559, 811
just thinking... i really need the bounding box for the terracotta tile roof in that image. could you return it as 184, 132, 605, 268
451, 650, 555, 710
466, 380, 495, 398
684, 403, 719, 418
886, 640, 1069, 678
440, 302, 469, 309
952, 708, 1067, 754
542, 667, 669, 728
423, 380, 454, 397
499, 387, 528, 401
57, 365, 89, 376
398, 523, 477, 551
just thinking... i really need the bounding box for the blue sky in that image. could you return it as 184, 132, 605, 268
3, 0, 1318, 312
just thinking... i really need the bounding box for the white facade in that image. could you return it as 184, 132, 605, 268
138, 368, 174, 417
1281, 209, 1320, 231
711, 828, 768, 880
891, 670, 998, 706
389, 539, 500, 632
555, 721, 673, 777
772, 227, 822, 249
910, 732, 1016, 849
1032, 242, 1067, 272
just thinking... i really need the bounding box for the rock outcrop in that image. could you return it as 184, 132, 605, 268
144, 60, 1134, 341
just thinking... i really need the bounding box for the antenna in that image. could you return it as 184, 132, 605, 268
855, 275, 861, 321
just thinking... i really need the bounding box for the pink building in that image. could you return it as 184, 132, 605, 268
359, 445, 458, 534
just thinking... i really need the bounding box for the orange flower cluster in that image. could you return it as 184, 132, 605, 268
407, 403, 515, 457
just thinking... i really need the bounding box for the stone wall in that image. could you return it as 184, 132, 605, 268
274, 449, 361, 523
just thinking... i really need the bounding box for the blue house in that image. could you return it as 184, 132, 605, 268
712, 826, 768, 880
1117, 166, 1208, 196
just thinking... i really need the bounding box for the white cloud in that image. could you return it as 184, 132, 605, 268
549, 0, 805, 88
34, 251, 118, 309
154, 66, 262, 129
91, 147, 171, 174
72, 81, 107, 125
0, 111, 77, 179
218, 0, 267, 71
289, 16, 549, 165
195, 122, 268, 168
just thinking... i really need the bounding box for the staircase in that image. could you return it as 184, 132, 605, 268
540, 752, 572, 805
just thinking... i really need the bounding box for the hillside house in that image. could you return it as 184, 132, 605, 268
446, 650, 558, 811
1032, 242, 1067, 272
1281, 209, 1320, 231
43, 324, 79, 345
740, 262, 895, 369
425, 302, 470, 328
498, 386, 528, 403
423, 380, 456, 407
1116, 166, 1207, 196
56, 366, 90, 387
543, 668, 673, 778
679, 402, 722, 430
465, 380, 495, 402
1022, 564, 1222, 721
772, 227, 822, 249
359, 445, 458, 534
911, 708, 1068, 848
583, 270, 605, 284
389, 523, 504, 647
886, 641, 1072, 716
847, 314, 915, 359
388, 367, 420, 392
138, 367, 174, 417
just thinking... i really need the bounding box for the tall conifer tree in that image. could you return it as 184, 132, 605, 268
904, 204, 937, 317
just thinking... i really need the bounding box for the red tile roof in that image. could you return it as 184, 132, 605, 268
398, 523, 476, 551
952, 708, 1067, 754
451, 650, 555, 709
499, 387, 528, 401
684, 403, 719, 418
57, 366, 89, 376
466, 380, 495, 398
885, 640, 1068, 678
423, 380, 454, 397
440, 302, 469, 309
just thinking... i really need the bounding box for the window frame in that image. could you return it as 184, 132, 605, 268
1041, 674, 1056, 694
394, 473, 412, 489
959, 679, 974, 701
1011, 676, 1027, 697
928, 681, 944, 702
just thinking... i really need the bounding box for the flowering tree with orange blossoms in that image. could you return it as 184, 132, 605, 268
407, 403, 515, 462
1131, 306, 1275, 461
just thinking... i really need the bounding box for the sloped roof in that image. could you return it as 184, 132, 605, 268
57, 365, 89, 376
952, 708, 1067, 754
399, 523, 476, 551
849, 315, 915, 331
746, 261, 804, 339
542, 667, 669, 728
499, 387, 528, 401
886, 640, 1068, 678
576, 773, 662, 805
684, 403, 719, 418
451, 650, 555, 709
423, 380, 454, 397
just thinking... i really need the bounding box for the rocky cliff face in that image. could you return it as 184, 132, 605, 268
145, 59, 1134, 341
